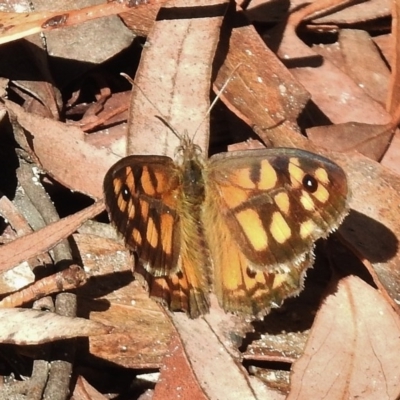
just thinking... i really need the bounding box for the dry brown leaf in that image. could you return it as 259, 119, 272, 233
0, 0, 395, 397
337, 152, 400, 308
374, 33, 393, 67
87, 298, 172, 369
292, 59, 390, 125
214, 7, 309, 138
74, 91, 130, 133
75, 232, 131, 276
307, 122, 394, 161
73, 375, 108, 400
38, 1, 135, 88
0, 201, 104, 273
0, 263, 35, 296
0, 0, 164, 45
265, 0, 355, 60
5, 100, 119, 199
0, 265, 86, 308
387, 0, 400, 113
153, 333, 207, 400
75, 233, 173, 368
0, 308, 111, 345
0, 195, 33, 237
127, 0, 229, 157
339, 29, 390, 106
381, 129, 400, 174
310, 0, 390, 25
119, 4, 162, 37
172, 311, 280, 399
288, 276, 400, 400
266, 1, 391, 125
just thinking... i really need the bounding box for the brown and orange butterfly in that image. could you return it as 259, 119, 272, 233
103, 134, 349, 319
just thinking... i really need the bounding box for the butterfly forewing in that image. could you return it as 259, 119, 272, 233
103, 155, 181, 277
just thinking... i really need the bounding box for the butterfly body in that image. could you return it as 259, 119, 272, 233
104, 136, 349, 318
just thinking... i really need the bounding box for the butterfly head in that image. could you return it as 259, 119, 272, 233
174, 131, 203, 165
153, 115, 203, 163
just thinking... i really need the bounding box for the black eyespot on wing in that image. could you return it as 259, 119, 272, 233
303, 174, 318, 193
121, 184, 131, 202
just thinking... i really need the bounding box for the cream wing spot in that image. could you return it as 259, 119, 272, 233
235, 168, 256, 189
288, 158, 304, 188
236, 209, 268, 252
274, 192, 290, 215
258, 160, 278, 190
315, 167, 330, 185
255, 271, 266, 284
312, 184, 330, 204
300, 220, 317, 239
270, 212, 291, 244
300, 191, 315, 211
220, 185, 249, 209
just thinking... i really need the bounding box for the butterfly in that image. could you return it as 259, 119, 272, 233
103, 134, 349, 319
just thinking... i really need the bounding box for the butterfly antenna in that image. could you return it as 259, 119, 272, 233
192, 63, 243, 140
154, 115, 182, 140
120, 73, 183, 140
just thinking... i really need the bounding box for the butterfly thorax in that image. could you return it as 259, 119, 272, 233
175, 136, 206, 210
180, 157, 205, 200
